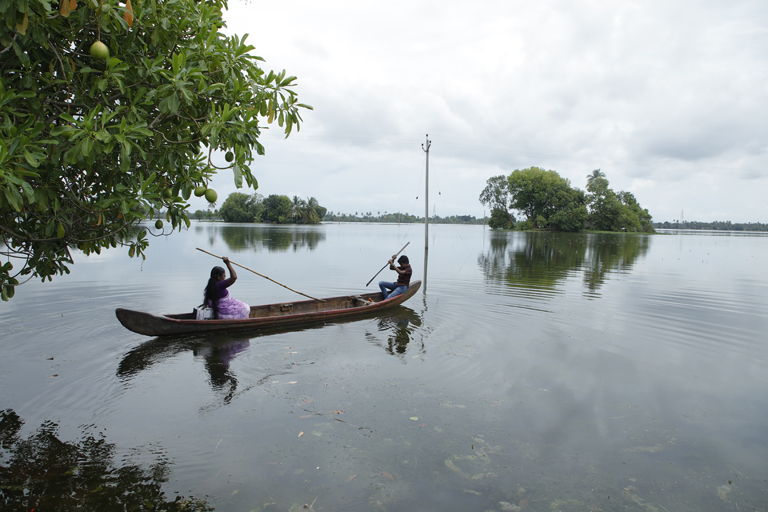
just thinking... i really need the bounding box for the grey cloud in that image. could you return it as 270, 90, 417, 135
220, 0, 768, 221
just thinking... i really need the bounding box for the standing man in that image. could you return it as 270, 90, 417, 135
379, 254, 412, 300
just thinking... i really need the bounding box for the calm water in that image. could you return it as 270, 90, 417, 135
1, 223, 767, 512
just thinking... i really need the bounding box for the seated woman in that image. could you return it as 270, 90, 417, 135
204, 256, 250, 319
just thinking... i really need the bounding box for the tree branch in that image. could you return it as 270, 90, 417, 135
0, 34, 18, 56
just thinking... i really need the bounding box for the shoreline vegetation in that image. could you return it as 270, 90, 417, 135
322, 212, 485, 224
188, 192, 487, 225
178, 214, 768, 234
182, 192, 766, 233
185, 192, 766, 233
187, 209, 485, 225
177, 208, 768, 233
654, 221, 768, 232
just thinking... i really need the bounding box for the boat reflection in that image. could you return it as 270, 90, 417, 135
365, 306, 427, 359
117, 306, 422, 395
478, 231, 651, 296
0, 409, 210, 511
194, 223, 326, 253
118, 335, 259, 404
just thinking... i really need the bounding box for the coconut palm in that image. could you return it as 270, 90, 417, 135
291, 195, 306, 222
586, 169, 606, 185
304, 196, 321, 224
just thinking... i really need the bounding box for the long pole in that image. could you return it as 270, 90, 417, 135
365, 241, 410, 287
196, 248, 325, 302
422, 134, 431, 251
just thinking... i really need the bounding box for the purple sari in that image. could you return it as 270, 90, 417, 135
205, 280, 250, 319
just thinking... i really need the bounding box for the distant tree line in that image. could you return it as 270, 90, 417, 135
189, 200, 483, 225
654, 221, 768, 231
155, 209, 220, 221
322, 211, 484, 224
212, 193, 327, 224
192, 209, 221, 221
479, 167, 654, 233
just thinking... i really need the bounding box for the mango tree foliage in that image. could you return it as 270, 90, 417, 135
586, 177, 654, 232
0, 0, 311, 300
478, 175, 511, 212
486, 208, 514, 229
507, 167, 587, 232
479, 174, 515, 229
219, 192, 262, 223
260, 194, 292, 224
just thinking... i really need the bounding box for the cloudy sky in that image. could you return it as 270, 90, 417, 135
189, 0, 768, 223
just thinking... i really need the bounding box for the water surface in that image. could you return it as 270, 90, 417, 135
1, 223, 766, 512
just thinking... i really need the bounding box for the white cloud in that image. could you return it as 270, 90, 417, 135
193, 0, 768, 222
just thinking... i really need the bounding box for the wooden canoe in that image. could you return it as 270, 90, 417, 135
116, 280, 421, 337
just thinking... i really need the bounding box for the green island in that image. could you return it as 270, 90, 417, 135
478, 167, 655, 233
193, 194, 327, 224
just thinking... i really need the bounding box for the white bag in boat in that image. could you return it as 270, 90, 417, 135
194, 306, 213, 320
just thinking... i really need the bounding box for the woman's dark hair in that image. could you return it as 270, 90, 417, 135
397, 255, 409, 264
204, 266, 226, 318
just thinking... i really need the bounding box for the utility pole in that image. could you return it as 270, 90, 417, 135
422, 134, 431, 251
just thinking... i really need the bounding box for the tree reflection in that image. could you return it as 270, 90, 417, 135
478, 232, 650, 295
479, 232, 586, 292
0, 409, 212, 511
581, 233, 650, 292
203, 225, 326, 252
365, 306, 427, 360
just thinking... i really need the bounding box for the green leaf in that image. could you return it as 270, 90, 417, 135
141, 172, 157, 192
80, 137, 92, 158
22, 149, 39, 167
3, 186, 22, 211
233, 163, 242, 188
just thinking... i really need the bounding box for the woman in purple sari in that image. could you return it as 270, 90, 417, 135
204, 256, 250, 320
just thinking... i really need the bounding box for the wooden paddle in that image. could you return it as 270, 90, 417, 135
366, 241, 410, 287
196, 248, 325, 302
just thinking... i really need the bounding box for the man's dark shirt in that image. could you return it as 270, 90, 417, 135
394, 264, 412, 287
